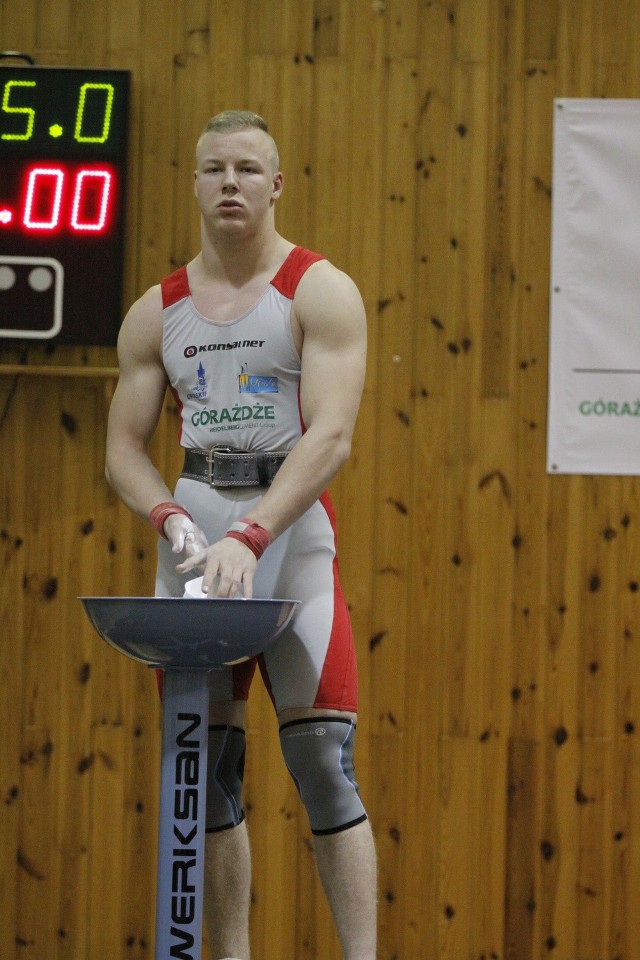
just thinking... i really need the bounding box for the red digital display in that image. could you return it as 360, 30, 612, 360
5, 163, 116, 233
0, 67, 129, 345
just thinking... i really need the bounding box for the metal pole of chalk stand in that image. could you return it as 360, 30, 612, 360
80, 596, 299, 960
155, 668, 210, 959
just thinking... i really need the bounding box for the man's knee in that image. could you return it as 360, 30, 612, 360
279, 717, 368, 835
205, 725, 246, 832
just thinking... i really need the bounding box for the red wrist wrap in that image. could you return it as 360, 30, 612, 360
225, 517, 273, 561
149, 501, 193, 539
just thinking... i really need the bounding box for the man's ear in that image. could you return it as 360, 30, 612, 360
271, 171, 284, 203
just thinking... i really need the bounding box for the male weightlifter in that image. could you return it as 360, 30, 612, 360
105, 110, 376, 960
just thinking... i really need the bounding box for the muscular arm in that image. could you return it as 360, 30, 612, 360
246, 261, 367, 536
178, 260, 367, 595
105, 287, 175, 517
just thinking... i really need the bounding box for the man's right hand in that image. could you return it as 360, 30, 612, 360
176, 536, 258, 599
164, 514, 209, 559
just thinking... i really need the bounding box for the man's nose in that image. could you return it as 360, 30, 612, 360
222, 165, 239, 189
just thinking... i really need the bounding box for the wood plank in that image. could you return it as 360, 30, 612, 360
0, 377, 27, 960
454, 0, 491, 63
471, 735, 509, 958
576, 739, 615, 958
401, 673, 439, 959
16, 727, 61, 958
557, 0, 595, 94
68, 0, 108, 66
86, 725, 126, 959
593, 0, 630, 63
245, 0, 287, 54
313, 0, 342, 58
524, 0, 559, 61
414, 0, 455, 401
208, 0, 248, 112
610, 736, 640, 959
367, 58, 419, 742
437, 737, 474, 960
273, 56, 315, 247
106, 0, 142, 65
172, 0, 213, 269
474, 399, 516, 736
370, 732, 406, 960
14, 379, 66, 959
385, 0, 419, 59
578, 478, 620, 741
308, 58, 351, 265
481, 0, 524, 398
511, 64, 557, 744
504, 737, 540, 960
54, 379, 105, 959
0, 0, 37, 50
34, 0, 71, 58
135, 0, 179, 291
626, 0, 640, 94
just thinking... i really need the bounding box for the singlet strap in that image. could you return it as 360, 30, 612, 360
271, 246, 325, 299
161, 247, 325, 308
161, 266, 190, 308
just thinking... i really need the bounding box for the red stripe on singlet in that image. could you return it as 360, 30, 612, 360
312, 490, 358, 712
170, 386, 184, 444
161, 266, 190, 307
271, 246, 324, 299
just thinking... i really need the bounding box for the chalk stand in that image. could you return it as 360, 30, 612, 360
80, 595, 298, 960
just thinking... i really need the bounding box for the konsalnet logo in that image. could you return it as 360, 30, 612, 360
184, 339, 265, 358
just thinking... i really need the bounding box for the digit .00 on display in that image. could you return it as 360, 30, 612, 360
15, 165, 115, 233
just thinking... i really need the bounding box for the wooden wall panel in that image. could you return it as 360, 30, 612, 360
3, 1, 640, 958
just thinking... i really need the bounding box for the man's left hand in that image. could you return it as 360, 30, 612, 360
177, 536, 257, 598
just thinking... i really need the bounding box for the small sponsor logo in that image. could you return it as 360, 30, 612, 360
579, 398, 640, 417
238, 363, 278, 394
191, 403, 276, 428
187, 362, 207, 401
184, 339, 265, 359
286, 726, 327, 738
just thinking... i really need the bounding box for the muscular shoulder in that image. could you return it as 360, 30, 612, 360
293, 259, 365, 337
117, 284, 164, 370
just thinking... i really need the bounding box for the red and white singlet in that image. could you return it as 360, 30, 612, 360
154, 247, 359, 714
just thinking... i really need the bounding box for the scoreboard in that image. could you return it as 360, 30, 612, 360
0, 67, 130, 345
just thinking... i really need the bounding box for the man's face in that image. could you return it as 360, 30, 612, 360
194, 128, 283, 230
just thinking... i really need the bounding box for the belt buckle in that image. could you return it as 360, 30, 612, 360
206, 446, 233, 486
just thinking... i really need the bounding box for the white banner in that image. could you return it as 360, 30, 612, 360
547, 99, 640, 475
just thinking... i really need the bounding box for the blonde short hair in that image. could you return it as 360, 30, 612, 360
198, 110, 279, 171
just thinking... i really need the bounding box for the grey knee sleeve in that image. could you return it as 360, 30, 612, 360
279, 718, 368, 836
205, 725, 246, 832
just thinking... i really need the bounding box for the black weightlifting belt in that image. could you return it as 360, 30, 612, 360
181, 447, 289, 487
